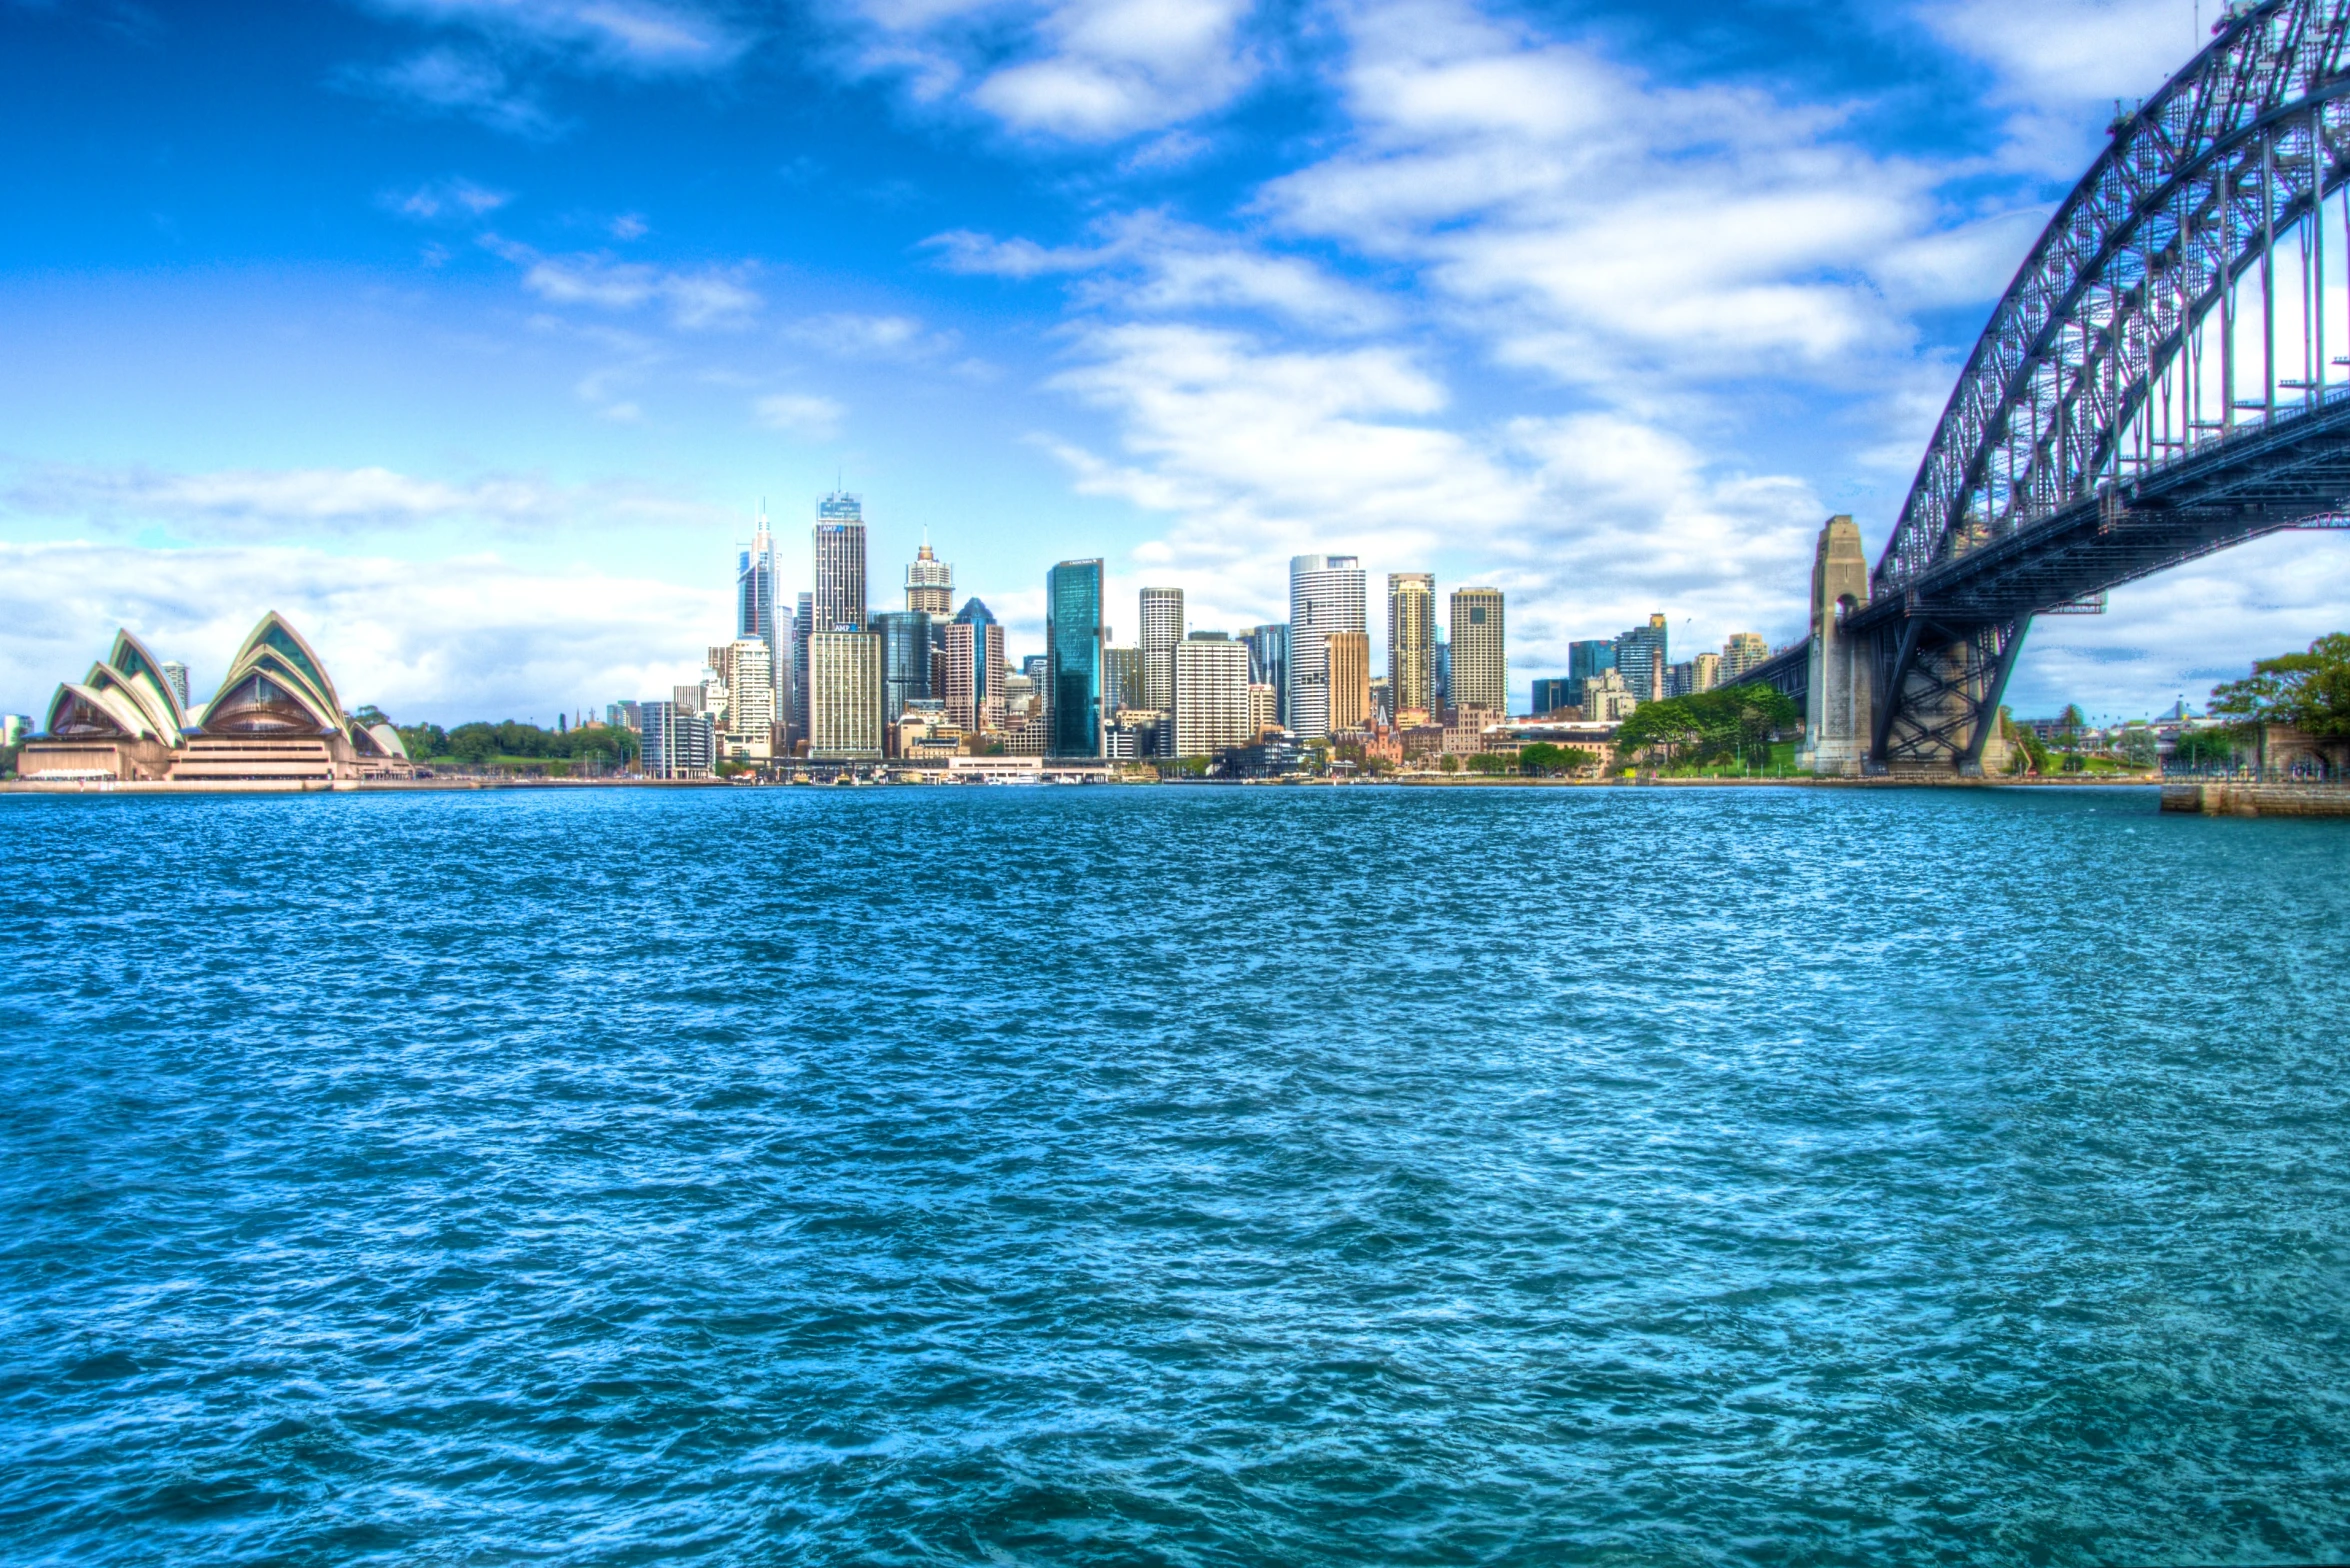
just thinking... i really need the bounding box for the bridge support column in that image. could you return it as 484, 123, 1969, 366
1797, 515, 1873, 776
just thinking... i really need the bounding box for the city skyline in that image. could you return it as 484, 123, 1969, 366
7, 0, 2349, 726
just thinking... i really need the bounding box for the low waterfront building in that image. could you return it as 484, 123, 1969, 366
21, 615, 412, 783
641, 699, 717, 778
1218, 736, 1305, 778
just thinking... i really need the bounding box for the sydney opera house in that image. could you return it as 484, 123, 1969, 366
20, 613, 412, 784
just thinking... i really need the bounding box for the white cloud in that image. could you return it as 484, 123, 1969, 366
930, 211, 1394, 332
366, 0, 749, 73
753, 392, 846, 438
0, 541, 724, 725
1911, 0, 2199, 175
786, 312, 956, 359
382, 175, 513, 222
840, 0, 1259, 141
351, 46, 560, 138
484, 236, 762, 329
1256, 0, 1946, 389
3, 462, 708, 538
1032, 323, 1839, 670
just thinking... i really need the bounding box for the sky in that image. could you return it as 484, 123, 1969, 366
6, 0, 2349, 727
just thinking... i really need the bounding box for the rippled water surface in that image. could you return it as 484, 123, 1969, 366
3, 784, 2347, 1566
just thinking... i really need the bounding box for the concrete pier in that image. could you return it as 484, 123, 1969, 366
1797, 515, 1872, 777
2161, 782, 2350, 817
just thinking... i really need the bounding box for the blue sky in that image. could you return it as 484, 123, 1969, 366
5, 0, 2347, 725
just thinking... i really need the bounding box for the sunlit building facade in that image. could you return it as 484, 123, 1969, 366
1175, 633, 1252, 758
1387, 572, 1436, 721
1449, 587, 1506, 716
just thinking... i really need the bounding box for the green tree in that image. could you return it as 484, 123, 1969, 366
397, 721, 448, 758
2210, 632, 2350, 739
1466, 752, 1511, 775
1614, 684, 1800, 769
2171, 727, 2243, 768
1517, 741, 1596, 777
1437, 753, 1460, 774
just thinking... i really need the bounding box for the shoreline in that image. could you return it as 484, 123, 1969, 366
0, 773, 2172, 797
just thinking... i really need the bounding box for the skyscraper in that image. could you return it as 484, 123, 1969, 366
1139, 587, 1184, 713
160, 660, 190, 712
738, 507, 781, 742
739, 507, 777, 643
870, 610, 933, 726
723, 638, 774, 739
790, 591, 813, 744
1614, 613, 1668, 703
1046, 560, 1108, 758
814, 491, 866, 632
1288, 554, 1365, 741
1175, 633, 1252, 758
1326, 631, 1371, 730
1721, 632, 1769, 682
810, 630, 883, 760
1102, 645, 1146, 713
905, 535, 953, 615
1241, 624, 1289, 727
1449, 587, 1506, 714
945, 598, 1003, 732
1387, 572, 1436, 721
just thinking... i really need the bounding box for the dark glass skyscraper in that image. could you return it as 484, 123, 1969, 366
1045, 559, 1106, 758
870, 610, 933, 726
1242, 623, 1289, 726
1566, 638, 1616, 708
814, 492, 866, 632
1613, 614, 1668, 703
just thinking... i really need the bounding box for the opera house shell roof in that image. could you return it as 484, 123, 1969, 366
23, 612, 410, 785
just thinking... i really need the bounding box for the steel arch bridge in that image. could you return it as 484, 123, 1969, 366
1750, 0, 2350, 772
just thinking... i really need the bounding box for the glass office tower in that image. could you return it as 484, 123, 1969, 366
1242, 623, 1290, 727
1045, 559, 1107, 758
870, 610, 934, 726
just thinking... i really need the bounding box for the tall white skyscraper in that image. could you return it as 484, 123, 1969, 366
740, 505, 782, 736
1287, 554, 1365, 741
1174, 633, 1252, 758
1448, 587, 1507, 715
1139, 587, 1184, 713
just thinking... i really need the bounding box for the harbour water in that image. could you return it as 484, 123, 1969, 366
2, 785, 2346, 1566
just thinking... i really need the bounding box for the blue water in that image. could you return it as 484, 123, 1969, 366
2, 784, 2346, 1566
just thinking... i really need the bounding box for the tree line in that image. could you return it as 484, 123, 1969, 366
390, 718, 639, 767
1613, 684, 1801, 769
